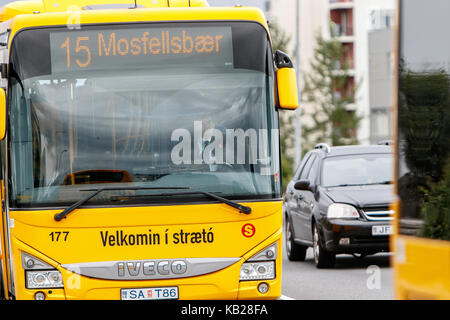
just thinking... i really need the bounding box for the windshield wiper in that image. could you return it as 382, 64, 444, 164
138, 191, 252, 215
54, 187, 251, 221
54, 187, 190, 221
109, 191, 251, 215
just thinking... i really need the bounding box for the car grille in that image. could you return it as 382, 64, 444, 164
360, 207, 394, 221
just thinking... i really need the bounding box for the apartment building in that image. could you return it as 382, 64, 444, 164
269, 0, 396, 156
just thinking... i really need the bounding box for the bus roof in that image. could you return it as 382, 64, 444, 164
0, 0, 210, 21
0, 0, 269, 38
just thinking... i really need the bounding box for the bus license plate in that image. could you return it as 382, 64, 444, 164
121, 286, 178, 300
372, 225, 392, 236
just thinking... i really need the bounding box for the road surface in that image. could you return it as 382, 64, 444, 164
281, 239, 394, 300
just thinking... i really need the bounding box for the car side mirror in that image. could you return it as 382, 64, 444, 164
0, 88, 5, 140
294, 180, 310, 191
274, 50, 298, 110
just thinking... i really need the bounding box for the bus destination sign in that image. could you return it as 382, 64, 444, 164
50, 26, 234, 72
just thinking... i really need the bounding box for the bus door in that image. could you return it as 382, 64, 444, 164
0, 78, 9, 299
0, 180, 9, 299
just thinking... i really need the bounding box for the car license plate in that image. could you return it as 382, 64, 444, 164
372, 225, 393, 236
121, 286, 178, 300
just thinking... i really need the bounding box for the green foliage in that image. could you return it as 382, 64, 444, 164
399, 69, 450, 182
420, 162, 450, 240
269, 19, 291, 53
301, 28, 360, 150
398, 64, 450, 240
280, 115, 295, 192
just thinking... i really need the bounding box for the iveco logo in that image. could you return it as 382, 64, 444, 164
62, 257, 240, 280
118, 260, 187, 277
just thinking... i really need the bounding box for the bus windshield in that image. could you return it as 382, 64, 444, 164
8, 22, 281, 208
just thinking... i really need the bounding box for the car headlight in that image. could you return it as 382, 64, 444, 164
327, 203, 360, 219
239, 242, 277, 281
22, 252, 64, 289
26, 270, 64, 289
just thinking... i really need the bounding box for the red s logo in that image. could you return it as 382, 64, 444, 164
242, 224, 256, 238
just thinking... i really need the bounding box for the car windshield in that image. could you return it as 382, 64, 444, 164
322, 153, 394, 188
8, 22, 281, 208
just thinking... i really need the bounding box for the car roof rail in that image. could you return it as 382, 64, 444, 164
378, 140, 393, 146
314, 143, 331, 153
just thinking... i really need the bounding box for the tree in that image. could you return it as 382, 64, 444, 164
270, 19, 291, 54
269, 20, 295, 192
301, 27, 360, 151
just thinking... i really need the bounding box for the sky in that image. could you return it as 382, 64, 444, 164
0, 0, 12, 6
402, 0, 450, 73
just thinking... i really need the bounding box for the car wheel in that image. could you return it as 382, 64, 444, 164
313, 223, 336, 268
285, 217, 307, 261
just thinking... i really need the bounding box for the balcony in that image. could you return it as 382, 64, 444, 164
329, 0, 354, 10
337, 35, 355, 43
331, 69, 355, 77
331, 24, 354, 42
332, 30, 354, 41
330, 17, 353, 37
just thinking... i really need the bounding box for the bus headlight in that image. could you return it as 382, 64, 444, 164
246, 242, 277, 261
239, 261, 275, 281
26, 270, 64, 289
239, 242, 277, 281
22, 252, 64, 289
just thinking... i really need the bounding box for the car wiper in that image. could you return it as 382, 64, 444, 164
54, 187, 251, 221
326, 184, 361, 188
327, 181, 393, 188
54, 186, 190, 221
356, 181, 393, 186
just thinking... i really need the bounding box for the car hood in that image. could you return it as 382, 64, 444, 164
324, 184, 395, 208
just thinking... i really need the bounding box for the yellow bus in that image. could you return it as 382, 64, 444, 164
0, 0, 299, 300
392, 0, 450, 300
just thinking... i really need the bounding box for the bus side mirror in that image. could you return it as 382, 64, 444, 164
0, 88, 5, 140
274, 50, 299, 110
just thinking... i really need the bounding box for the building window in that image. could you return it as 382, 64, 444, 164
371, 109, 391, 143
369, 9, 394, 30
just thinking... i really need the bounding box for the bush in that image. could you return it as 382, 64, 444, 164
420, 162, 450, 241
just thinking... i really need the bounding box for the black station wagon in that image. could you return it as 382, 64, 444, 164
284, 143, 395, 268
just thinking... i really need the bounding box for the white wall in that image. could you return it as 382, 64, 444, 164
354, 0, 396, 145
269, 0, 328, 162
268, 0, 327, 72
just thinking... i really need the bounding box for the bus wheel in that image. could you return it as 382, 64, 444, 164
313, 223, 336, 268
285, 217, 307, 261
